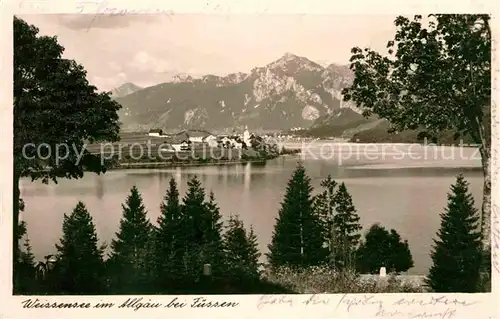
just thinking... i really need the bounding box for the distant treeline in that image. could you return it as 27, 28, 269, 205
350, 121, 476, 145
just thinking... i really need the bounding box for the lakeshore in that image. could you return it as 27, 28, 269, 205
105, 147, 301, 170
85, 131, 302, 170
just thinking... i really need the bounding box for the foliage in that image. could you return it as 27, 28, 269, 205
314, 175, 337, 231
330, 183, 362, 270
201, 191, 226, 281
265, 266, 426, 293
357, 224, 414, 274
267, 163, 326, 268
13, 16, 121, 183
342, 14, 491, 262
223, 214, 261, 283
154, 178, 185, 290
109, 186, 154, 293
179, 176, 208, 283
350, 120, 476, 144
343, 14, 490, 144
54, 202, 105, 293
425, 175, 483, 292
12, 17, 121, 276
14, 235, 39, 294
313, 175, 337, 263
314, 177, 362, 270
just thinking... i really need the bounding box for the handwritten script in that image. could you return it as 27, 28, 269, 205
492, 203, 500, 274
21, 296, 239, 311
74, 0, 174, 30
257, 294, 480, 318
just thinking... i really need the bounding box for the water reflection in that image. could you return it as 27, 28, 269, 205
244, 162, 251, 196
96, 177, 104, 200
172, 167, 180, 186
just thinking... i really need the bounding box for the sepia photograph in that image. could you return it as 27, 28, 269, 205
11, 12, 492, 299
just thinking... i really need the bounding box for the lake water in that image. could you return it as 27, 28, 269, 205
20, 141, 483, 275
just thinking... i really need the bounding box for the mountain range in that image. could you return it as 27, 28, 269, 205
113, 53, 363, 132
110, 54, 475, 145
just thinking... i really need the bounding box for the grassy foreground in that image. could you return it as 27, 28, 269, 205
263, 266, 427, 293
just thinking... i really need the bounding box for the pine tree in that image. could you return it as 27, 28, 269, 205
388, 229, 414, 274
182, 176, 206, 244
20, 238, 36, 268
247, 225, 261, 276
313, 175, 337, 265
155, 178, 185, 290
180, 176, 208, 284
425, 175, 483, 292
356, 223, 414, 274
267, 163, 326, 269
55, 202, 105, 293
201, 191, 226, 281
109, 186, 153, 293
13, 199, 28, 293
224, 214, 261, 284
330, 183, 362, 271
14, 235, 38, 294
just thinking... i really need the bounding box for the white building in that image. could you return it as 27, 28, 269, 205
186, 130, 212, 143
148, 128, 167, 137
171, 141, 190, 152
203, 135, 218, 147
243, 126, 251, 147
189, 136, 204, 143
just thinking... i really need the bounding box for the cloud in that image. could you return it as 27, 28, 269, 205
108, 61, 122, 71
92, 72, 127, 91
18, 14, 398, 92
128, 51, 171, 72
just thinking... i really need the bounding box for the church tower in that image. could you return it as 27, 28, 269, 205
243, 125, 251, 146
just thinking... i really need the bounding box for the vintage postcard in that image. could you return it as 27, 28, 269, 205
1, 0, 498, 318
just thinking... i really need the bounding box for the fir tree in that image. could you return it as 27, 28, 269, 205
425, 175, 483, 292
155, 178, 184, 290
330, 183, 362, 270
13, 199, 27, 293
224, 214, 261, 283
55, 202, 105, 293
180, 176, 208, 284
267, 163, 326, 268
182, 176, 206, 244
388, 229, 414, 274
356, 223, 414, 274
247, 226, 261, 276
313, 175, 337, 265
14, 235, 38, 294
314, 175, 337, 228
201, 191, 226, 281
109, 186, 153, 293
20, 238, 36, 269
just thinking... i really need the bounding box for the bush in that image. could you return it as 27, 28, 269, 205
264, 266, 426, 293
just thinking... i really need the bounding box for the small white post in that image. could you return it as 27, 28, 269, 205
379, 267, 387, 277
203, 263, 212, 276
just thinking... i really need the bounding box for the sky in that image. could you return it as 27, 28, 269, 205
19, 14, 398, 91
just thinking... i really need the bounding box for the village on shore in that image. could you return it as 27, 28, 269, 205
147, 126, 267, 151
85, 127, 302, 169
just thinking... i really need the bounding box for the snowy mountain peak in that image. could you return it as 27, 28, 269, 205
267, 52, 323, 74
